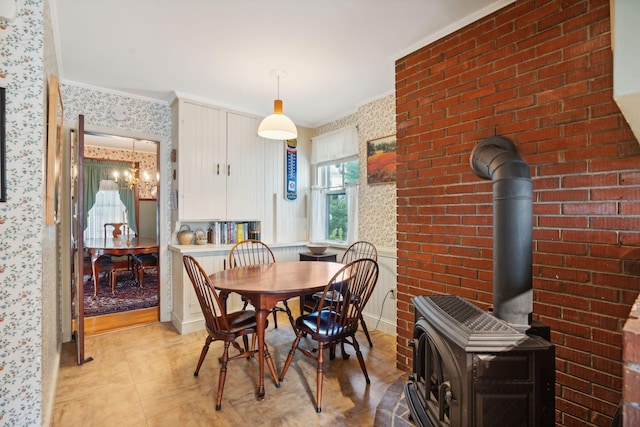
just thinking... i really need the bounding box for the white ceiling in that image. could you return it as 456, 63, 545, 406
51, 0, 511, 129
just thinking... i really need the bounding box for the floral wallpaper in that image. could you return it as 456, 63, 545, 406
0, 0, 46, 425
84, 146, 158, 199
314, 94, 396, 250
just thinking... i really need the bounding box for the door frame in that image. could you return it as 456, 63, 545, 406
61, 123, 170, 342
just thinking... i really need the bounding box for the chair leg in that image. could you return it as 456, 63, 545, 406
279, 331, 303, 382
138, 266, 144, 288
351, 335, 370, 385
282, 300, 295, 328
194, 335, 213, 377
110, 270, 117, 294
359, 314, 373, 347
215, 341, 231, 411
315, 342, 325, 413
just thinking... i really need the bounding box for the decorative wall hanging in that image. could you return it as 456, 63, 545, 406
285, 138, 297, 200
366, 134, 396, 184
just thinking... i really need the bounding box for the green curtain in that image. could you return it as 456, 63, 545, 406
84, 159, 137, 234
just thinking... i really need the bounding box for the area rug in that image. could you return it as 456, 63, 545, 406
83, 268, 158, 317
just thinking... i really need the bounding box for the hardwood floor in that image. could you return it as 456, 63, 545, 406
53, 309, 405, 426
83, 307, 159, 336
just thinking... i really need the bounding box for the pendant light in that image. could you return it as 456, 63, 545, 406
258, 70, 298, 140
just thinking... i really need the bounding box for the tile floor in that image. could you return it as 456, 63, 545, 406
53, 313, 405, 426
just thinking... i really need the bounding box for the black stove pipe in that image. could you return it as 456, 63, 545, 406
470, 136, 532, 331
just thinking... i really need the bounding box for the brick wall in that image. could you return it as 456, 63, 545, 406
395, 1, 640, 426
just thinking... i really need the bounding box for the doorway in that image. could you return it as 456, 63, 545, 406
79, 130, 160, 334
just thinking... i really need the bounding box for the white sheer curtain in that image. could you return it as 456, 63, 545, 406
346, 183, 359, 244
309, 187, 326, 242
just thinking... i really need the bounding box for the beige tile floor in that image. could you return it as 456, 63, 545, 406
53, 312, 404, 427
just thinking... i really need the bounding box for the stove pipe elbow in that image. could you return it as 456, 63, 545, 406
470, 136, 532, 331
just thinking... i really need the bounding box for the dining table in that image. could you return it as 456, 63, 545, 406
84, 237, 158, 292
211, 260, 345, 401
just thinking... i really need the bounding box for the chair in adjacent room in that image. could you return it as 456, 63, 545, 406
84, 254, 117, 297
279, 258, 379, 412
182, 254, 280, 411
228, 239, 295, 328
132, 252, 158, 288
312, 240, 378, 348
103, 222, 134, 272
103, 222, 125, 239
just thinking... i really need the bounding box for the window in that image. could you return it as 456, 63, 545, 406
316, 159, 358, 242
310, 125, 359, 243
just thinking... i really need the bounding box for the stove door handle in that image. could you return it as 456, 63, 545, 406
438, 381, 451, 421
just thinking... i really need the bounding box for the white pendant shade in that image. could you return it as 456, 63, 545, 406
258, 99, 297, 140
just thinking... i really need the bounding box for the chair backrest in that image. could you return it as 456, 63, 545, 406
228, 239, 275, 268
314, 258, 379, 336
104, 222, 124, 239
341, 241, 378, 264
183, 255, 229, 334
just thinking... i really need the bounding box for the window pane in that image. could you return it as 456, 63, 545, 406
327, 193, 347, 242
344, 160, 359, 185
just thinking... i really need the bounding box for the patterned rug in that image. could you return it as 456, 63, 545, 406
83, 268, 158, 317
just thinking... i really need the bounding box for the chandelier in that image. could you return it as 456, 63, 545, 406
113, 139, 140, 190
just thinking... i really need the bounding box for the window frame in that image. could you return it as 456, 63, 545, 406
314, 155, 358, 243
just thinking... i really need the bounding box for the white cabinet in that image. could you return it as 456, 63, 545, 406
226, 112, 263, 219
173, 98, 264, 221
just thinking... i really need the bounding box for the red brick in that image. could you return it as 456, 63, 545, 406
395, 1, 640, 425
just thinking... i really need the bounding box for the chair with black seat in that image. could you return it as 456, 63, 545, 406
182, 254, 280, 411
312, 240, 378, 348
132, 252, 158, 288
279, 258, 379, 412
103, 222, 134, 271
83, 254, 117, 297
228, 239, 295, 329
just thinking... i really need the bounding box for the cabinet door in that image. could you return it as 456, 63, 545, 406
226, 112, 263, 219
179, 102, 227, 220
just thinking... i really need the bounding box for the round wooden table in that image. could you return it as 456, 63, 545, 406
211, 260, 345, 401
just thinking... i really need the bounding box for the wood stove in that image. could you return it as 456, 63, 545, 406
404, 295, 555, 427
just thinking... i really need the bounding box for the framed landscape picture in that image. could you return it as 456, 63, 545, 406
366, 134, 396, 184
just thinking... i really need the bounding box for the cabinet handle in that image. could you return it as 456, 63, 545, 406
227, 165, 230, 176
216, 164, 220, 175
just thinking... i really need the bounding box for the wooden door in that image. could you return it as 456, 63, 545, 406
71, 115, 92, 364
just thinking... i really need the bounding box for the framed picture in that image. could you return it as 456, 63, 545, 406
46, 75, 64, 224
0, 87, 5, 202
366, 134, 396, 184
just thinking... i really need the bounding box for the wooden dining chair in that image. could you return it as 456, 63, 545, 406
279, 258, 379, 412
84, 254, 117, 296
182, 254, 280, 411
228, 239, 295, 328
132, 252, 158, 287
103, 222, 125, 239
312, 240, 378, 348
